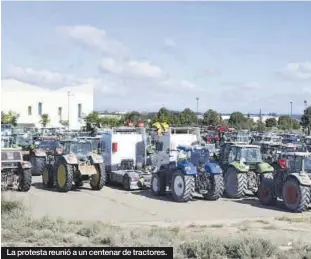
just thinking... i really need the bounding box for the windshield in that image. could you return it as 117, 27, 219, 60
68, 143, 92, 155
241, 148, 262, 163
305, 158, 311, 172
38, 140, 60, 150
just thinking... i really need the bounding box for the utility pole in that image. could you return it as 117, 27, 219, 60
196, 97, 199, 126
290, 101, 293, 133
67, 91, 71, 130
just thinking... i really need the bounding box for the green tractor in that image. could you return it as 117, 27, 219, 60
220, 143, 274, 198
42, 140, 107, 192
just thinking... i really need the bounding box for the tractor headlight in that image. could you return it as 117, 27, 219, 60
184, 166, 192, 171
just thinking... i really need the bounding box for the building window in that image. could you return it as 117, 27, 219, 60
58, 107, 62, 120
78, 103, 82, 118
38, 102, 42, 115
28, 106, 32, 116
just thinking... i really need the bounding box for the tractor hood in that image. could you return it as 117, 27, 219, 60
178, 160, 197, 174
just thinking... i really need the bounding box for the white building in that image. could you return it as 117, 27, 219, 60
220, 114, 279, 123
1, 79, 94, 130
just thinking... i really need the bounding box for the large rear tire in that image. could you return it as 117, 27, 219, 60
282, 177, 311, 213
258, 173, 277, 206
224, 167, 247, 198
203, 174, 224, 201
90, 162, 107, 190
18, 168, 32, 192
171, 170, 195, 202
55, 160, 74, 192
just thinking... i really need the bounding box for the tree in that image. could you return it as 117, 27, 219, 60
59, 120, 69, 127
123, 111, 142, 125
301, 106, 311, 135
1, 110, 19, 126
256, 121, 266, 131
278, 115, 300, 130
40, 114, 50, 127
228, 112, 246, 129
178, 108, 197, 125
155, 107, 174, 124
265, 118, 277, 128
84, 112, 101, 127
203, 109, 222, 126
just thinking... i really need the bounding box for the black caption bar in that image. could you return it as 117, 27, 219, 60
2, 247, 173, 259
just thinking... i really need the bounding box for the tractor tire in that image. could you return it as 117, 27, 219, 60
151, 173, 166, 196
122, 174, 131, 191
203, 174, 224, 201
31, 156, 46, 176
171, 170, 195, 202
18, 168, 32, 192
90, 162, 107, 191
224, 167, 247, 198
42, 164, 54, 188
282, 177, 311, 213
258, 173, 277, 206
55, 160, 74, 192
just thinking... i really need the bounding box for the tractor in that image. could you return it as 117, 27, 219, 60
219, 143, 274, 198
29, 136, 61, 176
150, 145, 224, 202
42, 140, 106, 192
258, 152, 311, 213
1, 148, 32, 191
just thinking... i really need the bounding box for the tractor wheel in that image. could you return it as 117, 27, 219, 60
258, 173, 277, 206
90, 162, 107, 191
18, 168, 32, 192
171, 170, 195, 202
122, 174, 131, 191
203, 174, 224, 201
151, 173, 166, 196
55, 161, 74, 192
42, 164, 54, 188
31, 156, 46, 176
224, 167, 247, 198
282, 177, 311, 213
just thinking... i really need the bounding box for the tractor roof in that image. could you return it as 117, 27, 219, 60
286, 152, 311, 157
232, 144, 260, 148
1, 147, 22, 151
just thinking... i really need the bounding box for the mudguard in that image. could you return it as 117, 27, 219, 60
21, 161, 32, 169
90, 153, 104, 164
177, 161, 197, 175
62, 154, 78, 164
257, 162, 274, 173
204, 162, 222, 175
230, 161, 249, 172
33, 149, 46, 157
288, 173, 311, 186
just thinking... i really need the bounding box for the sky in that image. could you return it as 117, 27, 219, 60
2, 1, 311, 114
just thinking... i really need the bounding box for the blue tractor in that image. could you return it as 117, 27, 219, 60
150, 145, 224, 202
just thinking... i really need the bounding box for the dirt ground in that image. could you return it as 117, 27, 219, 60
6, 176, 311, 226
2, 176, 311, 258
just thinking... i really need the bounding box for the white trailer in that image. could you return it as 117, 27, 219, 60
101, 127, 152, 190
154, 127, 201, 161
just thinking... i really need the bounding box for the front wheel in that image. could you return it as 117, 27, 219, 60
258, 173, 277, 206
90, 163, 107, 190
282, 177, 311, 213
151, 173, 166, 196
42, 164, 54, 188
55, 161, 74, 192
224, 167, 247, 198
18, 168, 32, 192
171, 170, 195, 202
203, 174, 224, 200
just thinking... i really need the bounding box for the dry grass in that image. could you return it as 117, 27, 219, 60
2, 196, 311, 259
276, 216, 311, 224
